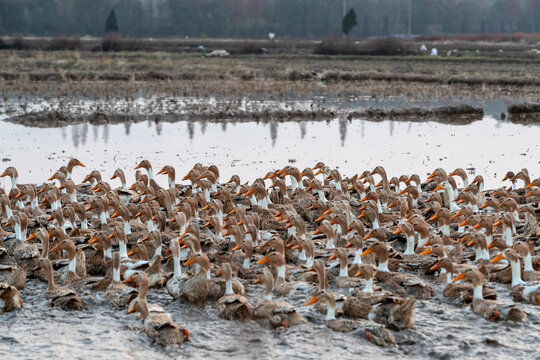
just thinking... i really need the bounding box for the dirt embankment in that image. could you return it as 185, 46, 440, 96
4, 104, 489, 128
507, 103, 540, 124
350, 104, 484, 124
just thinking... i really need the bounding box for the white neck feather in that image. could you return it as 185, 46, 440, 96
510, 260, 524, 287
225, 280, 234, 296
276, 265, 286, 279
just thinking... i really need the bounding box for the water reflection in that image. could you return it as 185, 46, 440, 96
270, 121, 278, 147
0, 112, 537, 189
299, 122, 306, 140
187, 122, 195, 140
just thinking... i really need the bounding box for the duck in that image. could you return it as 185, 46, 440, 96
491, 249, 540, 305
328, 248, 364, 288
0, 248, 26, 290
305, 290, 396, 346
6, 213, 39, 262
0, 282, 23, 312
362, 241, 434, 299
452, 268, 527, 321
216, 263, 254, 321
105, 252, 138, 308
35, 257, 86, 310
430, 258, 497, 303
127, 297, 189, 346
257, 251, 292, 297
50, 239, 89, 290
342, 264, 416, 330
166, 238, 188, 299
179, 253, 211, 303
253, 268, 307, 329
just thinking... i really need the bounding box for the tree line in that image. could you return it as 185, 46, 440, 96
0, 0, 538, 38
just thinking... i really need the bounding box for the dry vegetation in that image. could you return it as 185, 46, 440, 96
0, 37, 538, 117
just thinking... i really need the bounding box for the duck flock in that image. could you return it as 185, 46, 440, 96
0, 159, 539, 347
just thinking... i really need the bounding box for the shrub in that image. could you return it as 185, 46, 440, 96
46, 37, 81, 51
314, 37, 415, 56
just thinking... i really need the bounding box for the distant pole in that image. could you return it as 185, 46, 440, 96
408, 0, 412, 37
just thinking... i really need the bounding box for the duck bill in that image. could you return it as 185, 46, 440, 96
361, 248, 372, 257
50, 243, 62, 252
452, 273, 465, 283
305, 296, 318, 306
491, 253, 504, 263
420, 248, 432, 255
257, 256, 269, 265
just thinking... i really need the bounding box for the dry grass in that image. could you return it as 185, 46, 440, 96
0, 48, 538, 102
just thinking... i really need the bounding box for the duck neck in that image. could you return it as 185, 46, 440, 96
123, 221, 132, 235
440, 225, 450, 237
378, 258, 389, 272
119, 241, 128, 259
68, 256, 76, 274
305, 256, 314, 268
45, 264, 57, 291
146, 220, 155, 232
225, 279, 234, 296
523, 254, 534, 272
298, 247, 306, 261
363, 277, 373, 293
113, 267, 121, 283
4, 205, 13, 219
289, 176, 298, 192
317, 190, 327, 203
81, 219, 88, 229
404, 235, 415, 255
242, 258, 250, 270
503, 227, 513, 247
353, 248, 363, 265
99, 211, 107, 225
276, 265, 286, 280
473, 284, 483, 301
325, 302, 336, 321
204, 189, 210, 203
339, 263, 348, 278
325, 237, 335, 249
103, 247, 112, 259
510, 260, 524, 287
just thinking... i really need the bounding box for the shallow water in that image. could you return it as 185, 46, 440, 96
0, 105, 538, 190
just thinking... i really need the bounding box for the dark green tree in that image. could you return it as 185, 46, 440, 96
341, 8, 357, 37
105, 9, 119, 34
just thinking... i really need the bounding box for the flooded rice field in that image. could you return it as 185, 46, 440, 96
1, 96, 539, 359
0, 97, 537, 190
